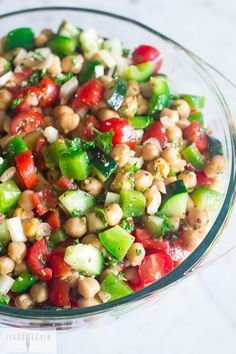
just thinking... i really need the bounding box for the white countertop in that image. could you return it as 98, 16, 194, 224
0, 1, 235, 353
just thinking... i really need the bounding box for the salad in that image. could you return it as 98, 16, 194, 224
0, 22, 226, 309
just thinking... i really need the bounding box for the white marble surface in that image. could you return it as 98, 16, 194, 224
0, 1, 236, 353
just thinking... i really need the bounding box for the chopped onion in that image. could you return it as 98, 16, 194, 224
0, 275, 15, 294
135, 129, 144, 143
143, 137, 162, 151
94, 64, 104, 78
127, 157, 144, 169
60, 77, 78, 104
43, 126, 58, 144
0, 71, 13, 86
6, 217, 27, 242
96, 49, 116, 68
13, 48, 28, 66
0, 166, 16, 182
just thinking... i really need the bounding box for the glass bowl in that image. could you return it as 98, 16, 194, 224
0, 7, 235, 330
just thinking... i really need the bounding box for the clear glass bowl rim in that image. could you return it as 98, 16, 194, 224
0, 6, 235, 320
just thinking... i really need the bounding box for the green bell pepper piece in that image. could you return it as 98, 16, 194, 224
105, 78, 128, 111
149, 76, 170, 114
5, 135, 28, 161
120, 189, 146, 218
182, 143, 204, 170
99, 225, 134, 260
42, 139, 68, 168
79, 60, 103, 84
0, 219, 11, 245
191, 187, 222, 211
180, 94, 205, 109
59, 150, 91, 180
4, 27, 34, 51
47, 35, 77, 57
125, 61, 155, 82
188, 111, 205, 127
128, 115, 153, 129
0, 158, 9, 176
0, 293, 10, 305
0, 179, 21, 214
11, 272, 37, 293
100, 273, 133, 301
50, 229, 67, 247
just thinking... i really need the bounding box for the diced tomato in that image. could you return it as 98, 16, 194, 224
142, 121, 168, 149
100, 118, 136, 149
196, 171, 213, 186
76, 115, 100, 141
128, 280, 145, 291
133, 227, 169, 254
132, 44, 163, 73
39, 76, 59, 108
55, 177, 77, 192
133, 227, 152, 242
49, 278, 70, 307
35, 154, 46, 170
50, 252, 71, 278
52, 240, 73, 256
26, 238, 52, 282
14, 87, 41, 113
46, 209, 61, 230
10, 111, 44, 137
13, 68, 33, 86
138, 251, 174, 284
35, 136, 46, 156
183, 121, 208, 153
185, 163, 196, 172
31, 186, 59, 216
72, 79, 104, 108
15, 150, 38, 189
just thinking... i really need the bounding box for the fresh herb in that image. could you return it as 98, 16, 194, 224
4, 58, 13, 73
122, 48, 130, 57
69, 137, 82, 150
73, 239, 80, 245
82, 140, 96, 150
93, 128, 114, 154
168, 169, 177, 177
47, 241, 56, 250
117, 272, 126, 281
0, 293, 10, 305
94, 207, 108, 227
120, 218, 134, 233
25, 71, 42, 86
136, 249, 142, 256
10, 97, 22, 109
127, 165, 139, 173
54, 73, 74, 84
155, 211, 175, 236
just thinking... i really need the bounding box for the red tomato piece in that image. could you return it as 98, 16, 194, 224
100, 118, 136, 148
133, 227, 170, 254
15, 150, 38, 189
39, 76, 59, 108
132, 44, 163, 73
133, 227, 152, 242
72, 79, 104, 108
35, 136, 46, 156
14, 87, 41, 113
183, 121, 208, 153
46, 209, 61, 230
10, 111, 44, 137
55, 177, 77, 192
31, 186, 59, 216
13, 68, 33, 86
50, 253, 71, 278
49, 278, 70, 307
196, 171, 213, 186
142, 121, 168, 149
79, 115, 100, 141
27, 238, 52, 282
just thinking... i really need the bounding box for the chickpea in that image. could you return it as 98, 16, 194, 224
170, 159, 186, 173
99, 264, 120, 282
57, 112, 80, 133
208, 177, 221, 191
64, 217, 87, 238
134, 170, 153, 192
136, 94, 148, 115
104, 203, 123, 226
123, 266, 140, 283
78, 277, 100, 299
110, 144, 131, 167
12, 207, 34, 220
30, 283, 49, 303
147, 157, 169, 178
77, 297, 100, 307
8, 242, 27, 265
145, 185, 161, 215
62, 270, 79, 288
164, 176, 177, 186
169, 216, 180, 232
166, 125, 182, 141
177, 118, 190, 130
204, 155, 226, 178
14, 261, 28, 276
0, 56, 7, 76
161, 145, 180, 165
178, 171, 197, 190
188, 208, 209, 229
160, 108, 179, 124
15, 294, 34, 309
18, 190, 34, 211
0, 255, 14, 275
97, 108, 120, 122
0, 166, 16, 182
142, 143, 160, 162
0, 89, 13, 111
152, 177, 166, 194
35, 29, 53, 47
61, 54, 84, 74
22, 218, 41, 241
47, 55, 62, 76
182, 228, 205, 251
126, 242, 145, 266
127, 80, 140, 97
86, 212, 105, 233
82, 234, 103, 250
135, 145, 143, 157
110, 173, 132, 192
43, 115, 54, 128
172, 99, 191, 119
80, 177, 103, 197
118, 96, 138, 117
53, 105, 73, 119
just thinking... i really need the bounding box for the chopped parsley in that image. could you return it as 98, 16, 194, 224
54, 73, 74, 84
155, 211, 175, 236
120, 218, 134, 233
122, 48, 130, 57
0, 294, 10, 305
93, 128, 114, 154
10, 97, 22, 109
25, 71, 43, 86
4, 58, 13, 73
136, 249, 142, 256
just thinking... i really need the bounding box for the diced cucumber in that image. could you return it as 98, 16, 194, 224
59, 150, 91, 180
179, 94, 205, 109
42, 139, 68, 168
120, 189, 146, 218
182, 143, 205, 170
103, 38, 123, 57
64, 244, 104, 276
59, 189, 96, 217
188, 112, 205, 127
24, 131, 41, 152
5, 135, 28, 161
149, 76, 170, 114
142, 215, 166, 238
99, 225, 134, 260
58, 21, 80, 39
80, 28, 102, 59
0, 220, 11, 245
125, 62, 155, 82
105, 78, 128, 111
160, 180, 188, 218
0, 159, 9, 176
79, 60, 104, 84
104, 192, 120, 207
100, 273, 133, 301
0, 180, 21, 214
207, 136, 223, 157
91, 149, 118, 182
191, 187, 222, 211
128, 116, 153, 129
47, 35, 77, 57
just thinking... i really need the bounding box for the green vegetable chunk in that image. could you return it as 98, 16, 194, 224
180, 94, 205, 109
100, 273, 133, 301
0, 219, 11, 245
50, 229, 67, 247
207, 136, 223, 157
149, 76, 170, 114
105, 78, 128, 111
6, 135, 28, 161
99, 225, 134, 260
120, 189, 146, 218
91, 149, 118, 182
0, 158, 9, 176
4, 27, 34, 51
11, 272, 37, 293
160, 180, 188, 218
79, 60, 104, 84
128, 116, 153, 129
59, 150, 91, 180
47, 35, 77, 57
42, 139, 68, 168
125, 61, 155, 82
142, 214, 173, 238
182, 143, 205, 170
0, 293, 10, 305
191, 187, 222, 211
59, 189, 96, 216
188, 112, 205, 127
0, 179, 21, 214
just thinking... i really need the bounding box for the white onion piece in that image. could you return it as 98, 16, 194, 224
35, 47, 52, 58
43, 126, 58, 144
135, 129, 144, 143
127, 157, 144, 169
0, 275, 15, 294
6, 217, 27, 242
94, 64, 104, 78
13, 49, 28, 66
60, 77, 78, 104
143, 137, 162, 151
0, 71, 13, 86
